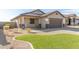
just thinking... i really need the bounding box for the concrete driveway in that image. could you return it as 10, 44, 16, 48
30, 26, 79, 35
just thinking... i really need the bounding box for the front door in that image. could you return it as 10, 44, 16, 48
68, 18, 71, 25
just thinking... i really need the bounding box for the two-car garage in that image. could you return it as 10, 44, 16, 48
46, 18, 63, 28
41, 11, 65, 28
40, 11, 65, 29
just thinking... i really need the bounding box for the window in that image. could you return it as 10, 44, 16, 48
30, 18, 35, 24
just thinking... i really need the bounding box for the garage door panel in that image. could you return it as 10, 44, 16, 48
46, 24, 62, 28
49, 18, 62, 24
46, 18, 62, 28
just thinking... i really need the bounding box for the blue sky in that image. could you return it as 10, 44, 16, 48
0, 9, 79, 22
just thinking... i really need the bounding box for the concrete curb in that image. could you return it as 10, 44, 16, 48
13, 37, 34, 49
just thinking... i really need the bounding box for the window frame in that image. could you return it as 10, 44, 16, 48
30, 18, 35, 24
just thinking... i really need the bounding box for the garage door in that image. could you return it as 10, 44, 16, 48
46, 18, 63, 28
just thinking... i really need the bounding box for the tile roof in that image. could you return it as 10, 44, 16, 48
20, 9, 45, 16
11, 9, 78, 21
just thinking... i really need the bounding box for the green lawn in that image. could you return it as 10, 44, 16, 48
16, 34, 79, 49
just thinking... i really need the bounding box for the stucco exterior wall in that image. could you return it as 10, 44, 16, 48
40, 18, 48, 29
40, 18, 45, 28
47, 12, 64, 19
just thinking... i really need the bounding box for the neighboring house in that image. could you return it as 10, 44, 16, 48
64, 14, 77, 25
11, 9, 78, 29
75, 16, 79, 24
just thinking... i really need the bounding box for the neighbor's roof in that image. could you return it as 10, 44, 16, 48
64, 14, 77, 18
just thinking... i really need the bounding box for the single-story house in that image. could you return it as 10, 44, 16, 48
64, 14, 77, 25
11, 9, 78, 29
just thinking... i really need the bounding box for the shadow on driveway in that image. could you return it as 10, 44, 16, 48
0, 29, 9, 46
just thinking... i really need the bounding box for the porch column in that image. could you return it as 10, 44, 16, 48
21, 16, 26, 29
16, 19, 19, 28
23, 17, 27, 28
22, 16, 25, 24
62, 18, 66, 28
17, 18, 21, 28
